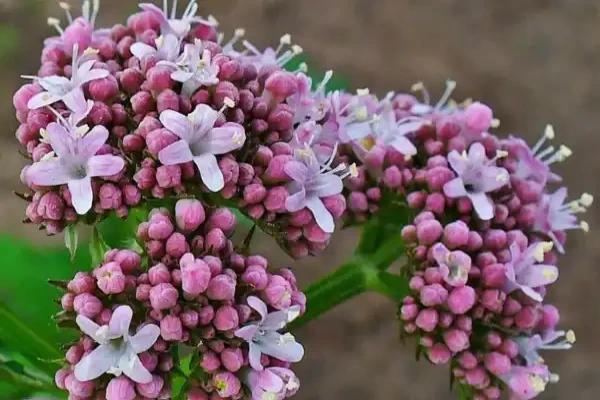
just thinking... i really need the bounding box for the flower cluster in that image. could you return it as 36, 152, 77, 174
14, 0, 359, 257
329, 83, 587, 399
55, 199, 306, 399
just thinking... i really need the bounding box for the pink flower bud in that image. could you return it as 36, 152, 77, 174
420, 284, 448, 307
134, 167, 157, 190
14, 83, 41, 112
442, 221, 470, 249
188, 388, 210, 400
428, 343, 451, 365
263, 155, 293, 184
515, 306, 539, 329
73, 293, 102, 318
206, 228, 227, 252
66, 344, 84, 364
98, 183, 122, 210
157, 89, 180, 112
481, 289, 504, 313
89, 75, 119, 102
214, 81, 240, 107
68, 272, 96, 294
243, 183, 268, 204
131, 91, 155, 115
540, 304, 560, 329
147, 66, 173, 92
97, 262, 126, 294
89, 101, 113, 126
199, 351, 221, 373
149, 283, 179, 310
400, 303, 419, 321
106, 376, 136, 400
207, 208, 236, 235
415, 308, 438, 332
175, 199, 206, 232
61, 293, 75, 310
65, 374, 94, 397
120, 68, 145, 94
443, 329, 470, 353
206, 274, 236, 301
242, 265, 269, 290
166, 232, 190, 259
263, 275, 292, 310
348, 191, 368, 212
447, 286, 476, 315
160, 315, 183, 341
137, 375, 164, 398
55, 368, 70, 390
464, 102, 493, 133
481, 264, 505, 288
213, 371, 241, 398
214, 305, 239, 331
264, 71, 298, 103
465, 367, 490, 390
156, 164, 182, 188
148, 214, 175, 240
199, 305, 215, 326
149, 263, 171, 285
417, 219, 443, 245
268, 104, 294, 131
181, 257, 211, 297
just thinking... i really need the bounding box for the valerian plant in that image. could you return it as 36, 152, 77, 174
4, 0, 590, 399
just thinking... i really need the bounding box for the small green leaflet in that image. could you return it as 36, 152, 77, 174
64, 225, 78, 261
89, 226, 110, 268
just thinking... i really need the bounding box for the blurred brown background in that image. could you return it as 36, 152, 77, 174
1, 0, 600, 398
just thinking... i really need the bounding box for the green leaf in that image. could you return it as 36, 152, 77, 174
89, 226, 110, 267
64, 225, 78, 261
366, 271, 409, 301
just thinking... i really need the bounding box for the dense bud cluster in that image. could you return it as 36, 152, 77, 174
55, 199, 305, 400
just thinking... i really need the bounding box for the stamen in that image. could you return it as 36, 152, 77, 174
82, 0, 91, 22
490, 118, 500, 128
293, 62, 308, 74
435, 80, 457, 110
234, 28, 245, 37
580, 221, 589, 232
550, 374, 560, 383
171, 0, 179, 19
354, 106, 368, 121
41, 151, 56, 161
356, 88, 370, 96
287, 308, 300, 322
59, 2, 74, 24
411, 81, 430, 105
280, 34, 292, 45
47, 17, 64, 35
531, 124, 555, 154
495, 150, 509, 158
536, 145, 555, 160
91, 0, 101, 25
163, 0, 168, 14
566, 330, 576, 343
182, 0, 196, 19
580, 193, 594, 207
541, 241, 554, 252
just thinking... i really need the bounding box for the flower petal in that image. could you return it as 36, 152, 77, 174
259, 333, 305, 363
74, 344, 121, 382
159, 110, 193, 142
27, 91, 63, 109
447, 150, 467, 175
443, 177, 468, 198
305, 196, 335, 233
131, 42, 157, 59
77, 62, 110, 84
119, 348, 153, 384
171, 70, 195, 83
80, 125, 109, 158
68, 176, 93, 215
27, 159, 71, 186
347, 121, 372, 140
432, 243, 450, 265
284, 161, 308, 183
201, 123, 246, 154
262, 311, 291, 331
467, 142, 486, 164
62, 88, 87, 113
76, 315, 101, 342
389, 136, 417, 156
468, 192, 494, 220
129, 324, 161, 354
234, 325, 259, 342
193, 153, 224, 192
247, 296, 268, 321
188, 104, 220, 135
88, 155, 125, 178
285, 185, 306, 212
109, 306, 133, 338
478, 166, 509, 192
519, 264, 559, 289
45, 122, 73, 158
307, 174, 343, 198
158, 141, 194, 165
259, 369, 285, 393
249, 342, 263, 371
37, 75, 70, 92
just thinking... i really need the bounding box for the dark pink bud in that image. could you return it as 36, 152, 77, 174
68, 272, 96, 294
98, 183, 122, 210
89, 101, 113, 125
465, 367, 490, 390
220, 348, 243, 373
458, 351, 478, 369
156, 165, 182, 188
137, 375, 164, 398
27, 107, 54, 132
136, 284, 152, 301
106, 376, 136, 400
263, 155, 293, 184
268, 104, 294, 131
400, 303, 419, 321
123, 133, 145, 152
55, 368, 70, 390
149, 283, 179, 310
65, 374, 94, 397
134, 167, 157, 190
481, 289, 505, 313
214, 81, 240, 108
416, 219, 443, 245
443, 329, 470, 353
426, 167, 454, 191
515, 306, 539, 329
481, 264, 505, 288
442, 221, 469, 249
121, 69, 144, 94
499, 339, 519, 358
14, 83, 42, 112
37, 192, 65, 220
157, 89, 180, 113
348, 191, 368, 212
97, 262, 126, 294
263, 275, 293, 310
465, 102, 493, 133
146, 129, 178, 156
540, 304, 560, 329
214, 305, 239, 331
415, 308, 438, 332
148, 214, 174, 240
206, 274, 236, 300
427, 343, 451, 365
420, 284, 448, 306
147, 66, 173, 92
213, 371, 241, 398
206, 228, 227, 252
89, 75, 119, 102
147, 240, 166, 261
200, 351, 221, 372
242, 264, 269, 290
131, 91, 155, 115
61, 293, 75, 310
165, 233, 188, 259
73, 293, 102, 318
66, 344, 84, 364
160, 315, 183, 341
243, 183, 267, 204
447, 286, 476, 315
425, 192, 445, 215
149, 264, 171, 285
264, 71, 297, 103
199, 305, 215, 325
